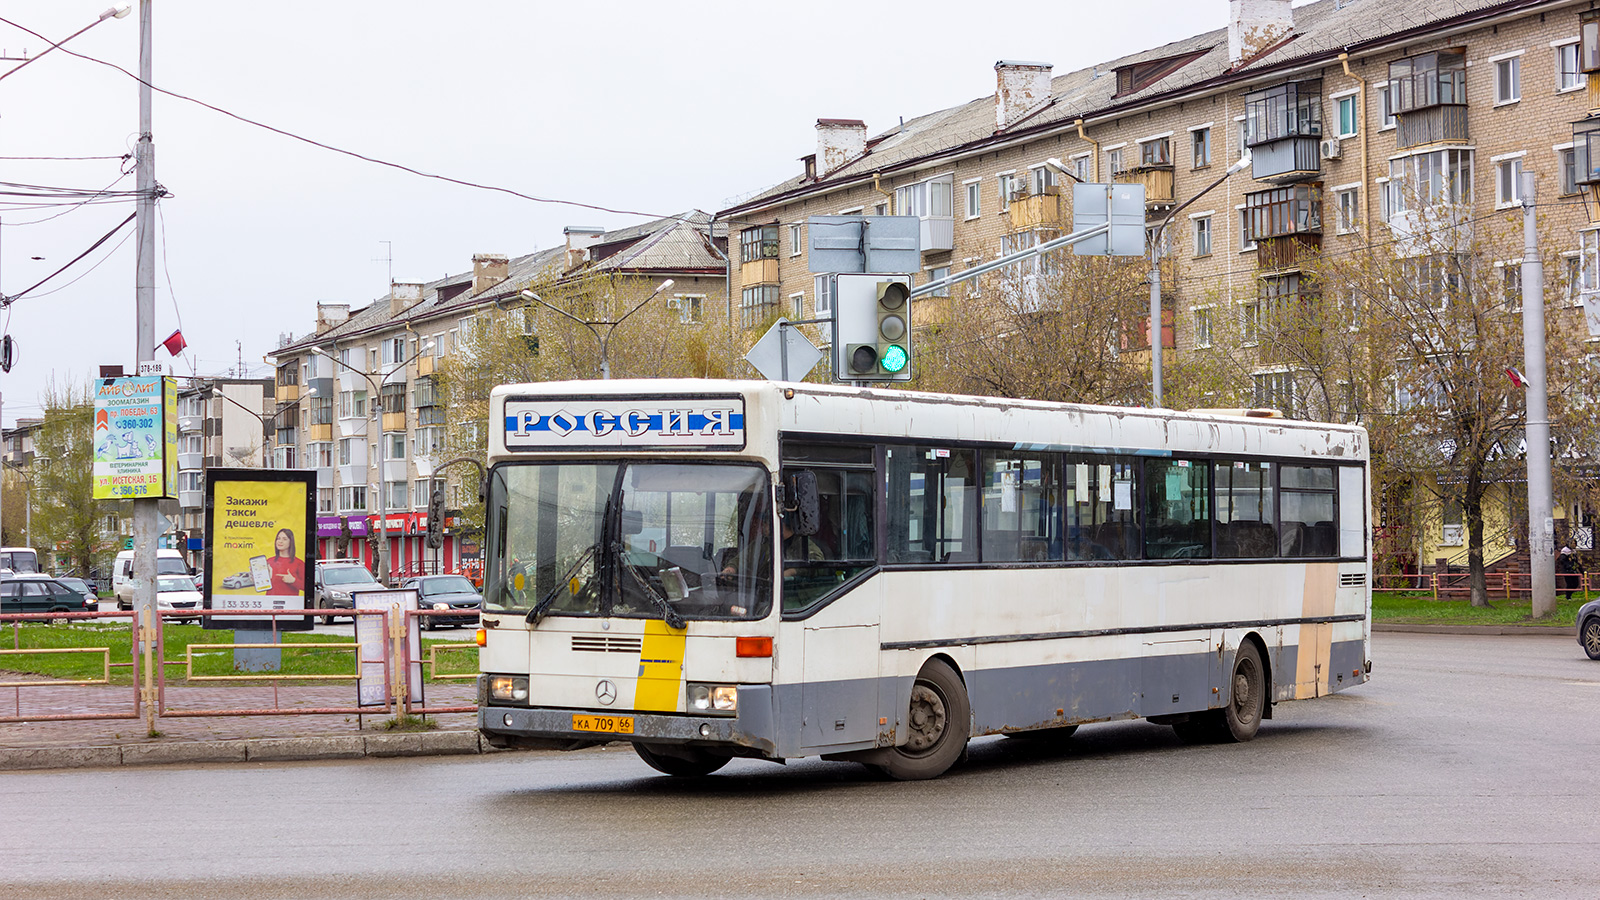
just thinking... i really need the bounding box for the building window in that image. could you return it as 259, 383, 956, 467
1559, 146, 1579, 196
1375, 84, 1396, 129
1191, 127, 1211, 168
926, 266, 950, 298
1559, 41, 1584, 92
1386, 148, 1473, 217
339, 485, 367, 513
1492, 53, 1522, 105
1240, 299, 1262, 345
740, 285, 780, 327
1070, 154, 1091, 182
895, 175, 953, 219
788, 223, 803, 257
963, 258, 982, 298
740, 225, 779, 263
318, 488, 334, 514
1238, 207, 1257, 252
1192, 215, 1212, 257
1500, 262, 1523, 311
1030, 166, 1054, 195
1335, 187, 1359, 234
1105, 146, 1124, 178
667, 294, 703, 324
309, 442, 332, 468
1335, 93, 1358, 138
814, 274, 835, 316
964, 180, 981, 219
997, 172, 1016, 212
1243, 184, 1321, 242
1496, 155, 1525, 208
1193, 307, 1213, 348
1253, 371, 1297, 416
789, 292, 805, 318
1138, 136, 1172, 166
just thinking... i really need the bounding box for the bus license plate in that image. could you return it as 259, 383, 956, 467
572, 714, 634, 734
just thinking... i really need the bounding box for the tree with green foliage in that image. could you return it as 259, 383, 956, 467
30, 381, 123, 577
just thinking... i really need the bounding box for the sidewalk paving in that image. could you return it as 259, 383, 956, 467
0, 624, 1580, 772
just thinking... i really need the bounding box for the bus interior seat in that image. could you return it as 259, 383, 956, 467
1280, 522, 1306, 557
1306, 521, 1337, 557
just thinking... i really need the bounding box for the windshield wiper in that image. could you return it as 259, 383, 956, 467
613, 541, 685, 630
524, 542, 599, 627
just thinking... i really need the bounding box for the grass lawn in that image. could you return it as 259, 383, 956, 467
1373, 590, 1586, 627
0, 621, 479, 685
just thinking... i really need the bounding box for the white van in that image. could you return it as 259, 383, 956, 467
113, 549, 191, 610
0, 547, 39, 574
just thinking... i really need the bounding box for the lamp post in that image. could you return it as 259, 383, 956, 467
519, 280, 675, 379
311, 343, 432, 584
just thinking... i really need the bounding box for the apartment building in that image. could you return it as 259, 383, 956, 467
719, 0, 1600, 570
269, 212, 728, 579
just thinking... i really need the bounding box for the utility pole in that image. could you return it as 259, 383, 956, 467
133, 0, 160, 733
1521, 171, 1556, 617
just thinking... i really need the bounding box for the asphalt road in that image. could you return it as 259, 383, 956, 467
3, 631, 1595, 900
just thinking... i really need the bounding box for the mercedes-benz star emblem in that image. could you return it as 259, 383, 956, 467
596, 679, 617, 706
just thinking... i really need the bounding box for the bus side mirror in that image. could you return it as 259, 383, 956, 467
787, 470, 820, 536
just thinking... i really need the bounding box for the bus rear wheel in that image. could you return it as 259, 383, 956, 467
876, 658, 969, 781
632, 743, 731, 777
1173, 641, 1266, 744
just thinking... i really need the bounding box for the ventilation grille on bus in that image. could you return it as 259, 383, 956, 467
1339, 572, 1367, 588
571, 635, 644, 654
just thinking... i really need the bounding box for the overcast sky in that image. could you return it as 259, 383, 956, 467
0, 0, 1233, 427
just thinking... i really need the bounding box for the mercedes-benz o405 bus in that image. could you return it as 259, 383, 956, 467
477, 380, 1370, 779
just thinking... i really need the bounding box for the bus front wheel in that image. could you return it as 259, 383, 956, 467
877, 659, 969, 781
633, 743, 731, 777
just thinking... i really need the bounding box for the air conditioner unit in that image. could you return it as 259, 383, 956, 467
1320, 138, 1343, 160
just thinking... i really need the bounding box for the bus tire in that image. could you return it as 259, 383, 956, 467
1172, 641, 1266, 744
877, 658, 969, 781
1219, 641, 1266, 742
632, 743, 730, 777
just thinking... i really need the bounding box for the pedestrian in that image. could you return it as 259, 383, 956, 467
1557, 546, 1579, 600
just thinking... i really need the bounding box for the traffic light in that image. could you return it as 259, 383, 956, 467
425, 488, 445, 549
835, 274, 913, 382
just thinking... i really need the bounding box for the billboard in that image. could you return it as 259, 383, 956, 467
203, 469, 317, 631
92, 376, 177, 500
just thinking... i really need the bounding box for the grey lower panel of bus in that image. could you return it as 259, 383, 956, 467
480, 639, 1367, 760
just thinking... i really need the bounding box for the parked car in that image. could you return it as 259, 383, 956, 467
156, 575, 204, 623
314, 561, 383, 625
113, 549, 192, 610
402, 574, 482, 629
54, 576, 98, 605
1578, 597, 1600, 660
0, 577, 93, 615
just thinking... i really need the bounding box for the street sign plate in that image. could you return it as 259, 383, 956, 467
745, 318, 823, 382
1071, 183, 1147, 256
807, 216, 921, 273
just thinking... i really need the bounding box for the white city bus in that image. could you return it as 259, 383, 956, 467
477, 379, 1370, 779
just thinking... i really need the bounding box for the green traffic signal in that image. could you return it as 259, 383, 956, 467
880, 344, 909, 373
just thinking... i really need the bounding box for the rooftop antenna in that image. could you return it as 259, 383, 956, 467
375, 240, 392, 290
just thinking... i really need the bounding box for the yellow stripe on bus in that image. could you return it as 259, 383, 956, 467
634, 619, 687, 711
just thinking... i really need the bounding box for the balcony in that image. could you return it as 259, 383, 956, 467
1244, 80, 1324, 184
177, 451, 203, 471
178, 489, 204, 509
740, 258, 779, 286
1245, 184, 1322, 272
383, 459, 409, 483
275, 382, 300, 403
416, 355, 436, 377
920, 216, 954, 253
1123, 166, 1175, 218
1396, 106, 1468, 149
177, 413, 202, 434
306, 422, 332, 442
382, 411, 408, 432
1256, 235, 1322, 272
1390, 51, 1467, 150
1008, 191, 1064, 232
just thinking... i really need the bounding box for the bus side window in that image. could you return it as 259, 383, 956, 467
887, 446, 978, 564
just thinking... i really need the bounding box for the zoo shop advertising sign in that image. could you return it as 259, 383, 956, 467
203, 470, 317, 631
92, 376, 177, 500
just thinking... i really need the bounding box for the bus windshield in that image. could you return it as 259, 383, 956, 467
486, 461, 773, 621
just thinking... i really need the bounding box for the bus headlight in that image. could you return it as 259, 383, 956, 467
489, 675, 529, 703
686, 683, 737, 715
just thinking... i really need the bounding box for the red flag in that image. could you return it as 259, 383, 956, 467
1505, 367, 1526, 388
161, 329, 187, 356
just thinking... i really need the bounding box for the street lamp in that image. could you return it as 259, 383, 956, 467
519, 279, 675, 379
0, 5, 130, 85
310, 342, 433, 584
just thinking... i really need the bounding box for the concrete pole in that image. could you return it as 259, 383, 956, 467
134, 0, 161, 732
1521, 170, 1556, 617
1149, 241, 1163, 407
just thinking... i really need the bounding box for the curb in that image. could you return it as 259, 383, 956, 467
1374, 623, 1573, 636
0, 728, 496, 772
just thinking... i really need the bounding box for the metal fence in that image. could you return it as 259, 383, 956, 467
1373, 571, 1594, 601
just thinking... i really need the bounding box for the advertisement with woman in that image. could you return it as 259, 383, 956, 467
203, 470, 317, 631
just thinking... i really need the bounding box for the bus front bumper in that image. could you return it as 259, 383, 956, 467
478, 686, 777, 757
